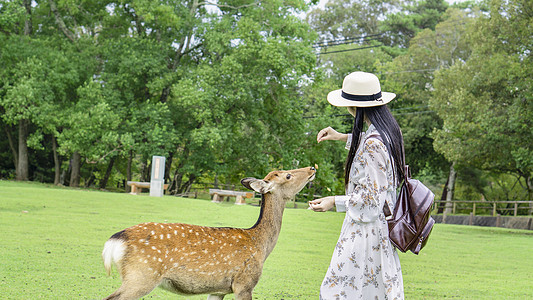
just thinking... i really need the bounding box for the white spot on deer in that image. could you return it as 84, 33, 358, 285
141, 249, 145, 253
157, 249, 161, 254
167, 234, 171, 239
195, 232, 199, 236
153, 257, 157, 261
160, 234, 164, 239
144, 259, 148, 263
139, 239, 144, 243
158, 258, 163, 262
173, 263, 178, 267
174, 230, 177, 235
152, 246, 157, 250
170, 258, 174, 262
181, 233, 186, 238
189, 229, 193, 233
160, 224, 164, 229
151, 230, 155, 235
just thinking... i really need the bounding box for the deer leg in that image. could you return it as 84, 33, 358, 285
232, 274, 259, 300
233, 289, 253, 300
104, 270, 159, 300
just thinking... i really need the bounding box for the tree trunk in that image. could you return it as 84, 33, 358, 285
52, 135, 61, 185
4, 125, 18, 168
126, 150, 133, 193
438, 174, 450, 214
140, 160, 150, 182
526, 175, 533, 215
85, 169, 95, 188
23, 0, 32, 35
99, 156, 116, 190
444, 162, 457, 217
16, 119, 29, 181
165, 151, 173, 184
179, 174, 196, 194
69, 152, 81, 187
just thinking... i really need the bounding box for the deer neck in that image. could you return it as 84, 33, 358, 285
249, 192, 289, 260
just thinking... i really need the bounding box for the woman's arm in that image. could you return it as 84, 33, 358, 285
338, 138, 392, 222
317, 127, 349, 143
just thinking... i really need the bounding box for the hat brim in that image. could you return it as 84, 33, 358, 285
327, 89, 396, 107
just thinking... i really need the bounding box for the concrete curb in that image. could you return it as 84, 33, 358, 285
433, 214, 533, 230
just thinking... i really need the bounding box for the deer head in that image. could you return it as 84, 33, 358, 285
241, 167, 316, 200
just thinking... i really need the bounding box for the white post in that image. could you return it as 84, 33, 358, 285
150, 156, 165, 197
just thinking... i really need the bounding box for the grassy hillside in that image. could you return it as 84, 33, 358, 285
0, 181, 531, 299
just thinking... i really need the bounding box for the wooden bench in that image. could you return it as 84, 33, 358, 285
127, 181, 169, 195
209, 189, 254, 205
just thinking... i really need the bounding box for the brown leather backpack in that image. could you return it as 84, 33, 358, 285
383, 166, 435, 254
367, 133, 435, 254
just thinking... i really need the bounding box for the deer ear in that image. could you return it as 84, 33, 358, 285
241, 178, 272, 194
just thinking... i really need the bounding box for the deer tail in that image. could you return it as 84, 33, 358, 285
102, 233, 127, 276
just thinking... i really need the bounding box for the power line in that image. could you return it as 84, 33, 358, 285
312, 36, 383, 48
317, 44, 383, 55
313, 33, 384, 48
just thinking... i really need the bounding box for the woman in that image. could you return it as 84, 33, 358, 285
309, 72, 405, 300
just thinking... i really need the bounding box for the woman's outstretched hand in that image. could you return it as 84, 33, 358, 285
309, 196, 336, 212
317, 127, 348, 143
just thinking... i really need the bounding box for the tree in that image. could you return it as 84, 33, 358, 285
380, 0, 449, 47
307, 0, 401, 41
167, 0, 317, 193
431, 0, 533, 202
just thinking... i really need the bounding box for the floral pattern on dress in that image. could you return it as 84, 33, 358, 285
320, 125, 404, 300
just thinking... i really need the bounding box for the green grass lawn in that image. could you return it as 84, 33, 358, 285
1, 181, 532, 299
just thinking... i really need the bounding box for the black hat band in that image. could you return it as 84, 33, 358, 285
341, 91, 382, 102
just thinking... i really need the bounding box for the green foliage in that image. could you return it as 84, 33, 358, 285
1, 181, 532, 299
0, 0, 531, 202
380, 0, 450, 47
431, 0, 533, 199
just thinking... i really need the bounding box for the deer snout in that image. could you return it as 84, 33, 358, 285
308, 167, 316, 181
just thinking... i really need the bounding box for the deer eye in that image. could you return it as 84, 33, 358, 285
286, 174, 292, 180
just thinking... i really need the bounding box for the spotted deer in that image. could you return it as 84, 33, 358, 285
102, 166, 316, 300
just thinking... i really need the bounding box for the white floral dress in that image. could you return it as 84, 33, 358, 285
320, 124, 404, 300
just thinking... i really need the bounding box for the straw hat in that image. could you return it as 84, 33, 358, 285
327, 72, 396, 107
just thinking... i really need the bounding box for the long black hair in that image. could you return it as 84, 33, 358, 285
345, 105, 405, 187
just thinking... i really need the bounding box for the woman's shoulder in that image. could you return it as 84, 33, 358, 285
362, 135, 388, 156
